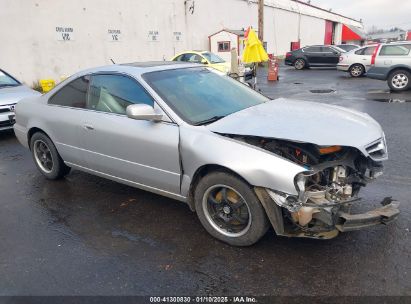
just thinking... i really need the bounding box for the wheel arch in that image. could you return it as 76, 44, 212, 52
387, 66, 411, 78
27, 127, 50, 150
349, 62, 366, 71
186, 164, 250, 211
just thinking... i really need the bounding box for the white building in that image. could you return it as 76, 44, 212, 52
0, 0, 363, 84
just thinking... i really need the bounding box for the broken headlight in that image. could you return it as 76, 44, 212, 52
267, 189, 302, 212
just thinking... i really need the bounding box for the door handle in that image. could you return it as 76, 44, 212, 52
83, 124, 94, 130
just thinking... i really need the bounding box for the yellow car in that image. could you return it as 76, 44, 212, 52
171, 51, 231, 74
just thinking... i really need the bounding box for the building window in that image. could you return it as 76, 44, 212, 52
217, 41, 230, 52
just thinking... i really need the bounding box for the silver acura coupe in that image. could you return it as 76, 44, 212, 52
14, 62, 400, 246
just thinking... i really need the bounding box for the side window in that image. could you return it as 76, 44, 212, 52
174, 54, 184, 61
304, 46, 322, 52
88, 74, 154, 115
185, 53, 202, 63
355, 48, 366, 55
322, 47, 333, 53
49, 76, 89, 108
363, 46, 377, 56
380, 45, 411, 56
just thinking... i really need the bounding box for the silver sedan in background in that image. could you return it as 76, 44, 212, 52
337, 45, 378, 77
14, 62, 399, 246
0, 69, 40, 131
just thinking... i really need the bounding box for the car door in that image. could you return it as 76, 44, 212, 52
302, 46, 323, 65
81, 73, 181, 195
322, 47, 340, 65
46, 76, 90, 166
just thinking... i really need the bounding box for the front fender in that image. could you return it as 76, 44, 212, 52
179, 126, 306, 197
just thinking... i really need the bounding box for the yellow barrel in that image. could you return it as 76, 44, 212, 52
39, 79, 56, 93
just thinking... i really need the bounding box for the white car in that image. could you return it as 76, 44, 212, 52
337, 45, 378, 77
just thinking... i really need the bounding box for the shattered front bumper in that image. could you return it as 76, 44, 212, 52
336, 200, 400, 232
255, 188, 400, 239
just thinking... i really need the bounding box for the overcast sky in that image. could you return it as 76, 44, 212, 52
311, 0, 411, 31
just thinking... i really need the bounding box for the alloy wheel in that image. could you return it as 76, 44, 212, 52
391, 73, 409, 89
33, 139, 54, 173
202, 185, 252, 237
351, 65, 363, 77
294, 59, 305, 70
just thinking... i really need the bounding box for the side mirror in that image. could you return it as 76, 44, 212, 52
126, 104, 163, 122
201, 58, 208, 64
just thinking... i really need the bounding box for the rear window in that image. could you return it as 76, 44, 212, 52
355, 46, 376, 56
380, 44, 411, 56
363, 46, 377, 55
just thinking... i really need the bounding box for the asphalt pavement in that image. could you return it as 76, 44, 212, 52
0, 66, 410, 296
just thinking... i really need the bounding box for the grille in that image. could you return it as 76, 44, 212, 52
0, 104, 15, 113
0, 108, 11, 114
366, 138, 387, 160
0, 120, 13, 128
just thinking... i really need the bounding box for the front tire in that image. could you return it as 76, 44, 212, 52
294, 58, 306, 70
30, 132, 71, 179
194, 171, 269, 246
388, 70, 410, 92
349, 64, 364, 77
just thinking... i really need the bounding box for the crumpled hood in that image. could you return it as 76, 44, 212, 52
0, 85, 41, 106
208, 98, 383, 150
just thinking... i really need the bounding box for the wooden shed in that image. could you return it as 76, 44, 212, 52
208, 29, 246, 63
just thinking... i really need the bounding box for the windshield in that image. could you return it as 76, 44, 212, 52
202, 52, 225, 64
0, 70, 20, 87
143, 67, 269, 125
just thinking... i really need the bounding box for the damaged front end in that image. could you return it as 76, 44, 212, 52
228, 135, 400, 239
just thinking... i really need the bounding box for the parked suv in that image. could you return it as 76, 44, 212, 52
285, 45, 346, 70
338, 44, 378, 77
367, 42, 411, 92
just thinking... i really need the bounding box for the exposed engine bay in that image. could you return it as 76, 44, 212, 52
225, 134, 399, 238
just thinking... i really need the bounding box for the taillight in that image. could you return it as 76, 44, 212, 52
371, 44, 381, 65
286, 52, 292, 57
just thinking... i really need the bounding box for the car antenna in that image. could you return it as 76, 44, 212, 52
110, 58, 116, 64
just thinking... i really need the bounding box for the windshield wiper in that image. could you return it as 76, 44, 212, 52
194, 115, 226, 126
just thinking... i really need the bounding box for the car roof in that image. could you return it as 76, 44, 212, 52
383, 41, 411, 45
358, 44, 378, 48
121, 61, 190, 68
63, 61, 201, 83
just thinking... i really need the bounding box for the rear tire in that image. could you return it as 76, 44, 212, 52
388, 70, 410, 92
349, 64, 365, 77
194, 171, 269, 246
30, 132, 71, 180
294, 58, 306, 70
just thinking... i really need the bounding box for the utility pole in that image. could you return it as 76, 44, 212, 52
258, 0, 264, 43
